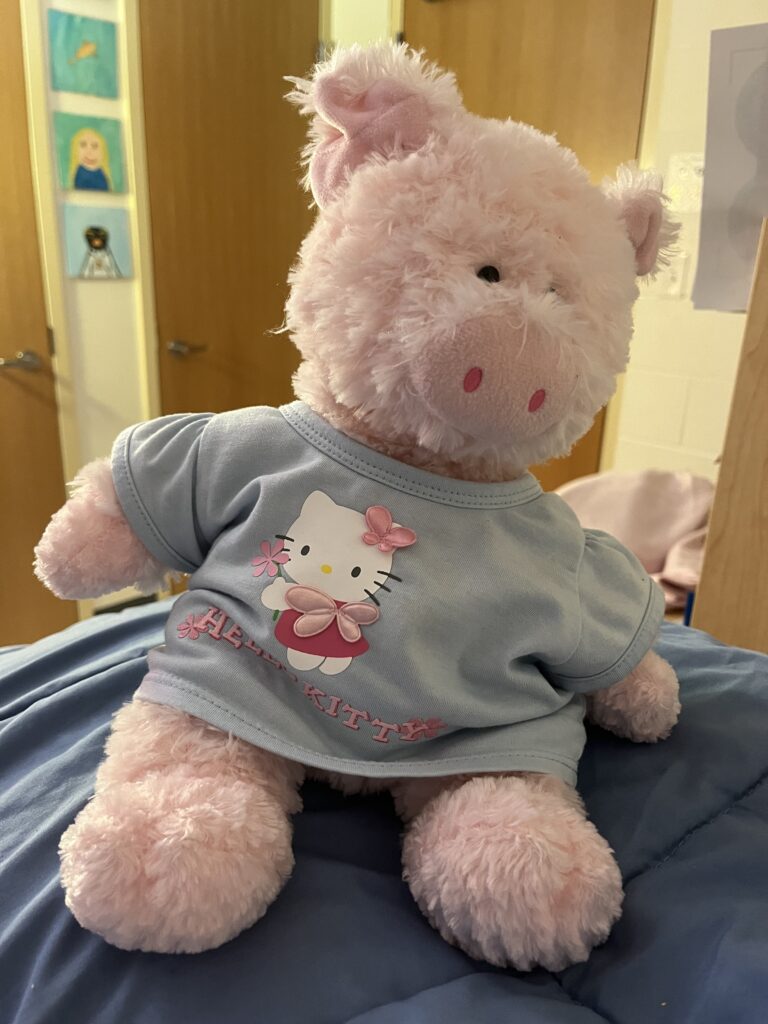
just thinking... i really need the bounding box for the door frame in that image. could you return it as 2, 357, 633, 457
18, 0, 163, 618
125, 0, 162, 425
19, 0, 164, 487
19, 0, 82, 482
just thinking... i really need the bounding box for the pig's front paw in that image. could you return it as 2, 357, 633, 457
587, 650, 681, 743
34, 457, 169, 599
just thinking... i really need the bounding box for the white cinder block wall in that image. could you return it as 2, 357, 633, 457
602, 0, 768, 481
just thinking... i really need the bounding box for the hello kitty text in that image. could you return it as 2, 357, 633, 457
178, 606, 299, 678
177, 605, 446, 744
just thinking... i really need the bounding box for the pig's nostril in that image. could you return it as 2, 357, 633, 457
528, 389, 547, 412
463, 367, 483, 393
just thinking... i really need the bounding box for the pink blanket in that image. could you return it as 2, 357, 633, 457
556, 470, 714, 610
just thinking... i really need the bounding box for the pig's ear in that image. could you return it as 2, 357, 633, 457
603, 163, 679, 276
286, 43, 462, 208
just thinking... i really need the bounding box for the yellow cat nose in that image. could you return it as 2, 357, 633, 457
321, 564, 333, 574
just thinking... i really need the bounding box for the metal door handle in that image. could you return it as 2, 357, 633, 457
167, 339, 208, 357
0, 350, 43, 372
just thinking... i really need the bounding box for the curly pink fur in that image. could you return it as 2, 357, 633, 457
48, 44, 682, 967
588, 649, 681, 742
286, 46, 677, 480
60, 700, 304, 953
401, 773, 623, 970
34, 458, 170, 599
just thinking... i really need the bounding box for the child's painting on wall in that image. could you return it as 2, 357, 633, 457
48, 10, 118, 99
62, 205, 133, 280
53, 113, 125, 193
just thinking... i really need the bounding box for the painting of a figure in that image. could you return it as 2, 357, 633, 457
53, 113, 125, 193
62, 205, 133, 280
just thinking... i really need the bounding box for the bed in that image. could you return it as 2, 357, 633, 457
1, 599, 767, 1024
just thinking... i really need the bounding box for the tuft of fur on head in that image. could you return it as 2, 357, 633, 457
285, 42, 463, 199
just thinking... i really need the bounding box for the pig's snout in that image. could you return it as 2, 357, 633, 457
412, 313, 574, 442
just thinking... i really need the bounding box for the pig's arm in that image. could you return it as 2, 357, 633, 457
35, 458, 171, 600
586, 648, 681, 743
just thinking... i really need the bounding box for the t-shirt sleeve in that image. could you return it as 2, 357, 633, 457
111, 413, 215, 574
544, 529, 665, 693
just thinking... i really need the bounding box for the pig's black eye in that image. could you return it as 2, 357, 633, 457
477, 265, 501, 283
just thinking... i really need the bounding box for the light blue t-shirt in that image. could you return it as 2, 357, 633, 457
112, 402, 664, 784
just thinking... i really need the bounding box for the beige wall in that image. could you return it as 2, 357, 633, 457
325, 0, 398, 46
603, 0, 768, 480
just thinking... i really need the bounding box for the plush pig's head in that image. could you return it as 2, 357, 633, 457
285, 45, 676, 479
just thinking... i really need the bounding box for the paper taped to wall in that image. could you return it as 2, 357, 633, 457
692, 23, 768, 313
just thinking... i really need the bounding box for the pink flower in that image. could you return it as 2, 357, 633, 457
252, 539, 290, 577
400, 717, 447, 741
422, 718, 447, 739
177, 614, 201, 640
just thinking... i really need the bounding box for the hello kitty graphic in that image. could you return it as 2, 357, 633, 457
259, 491, 416, 675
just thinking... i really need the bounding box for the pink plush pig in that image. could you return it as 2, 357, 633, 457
35, 44, 680, 970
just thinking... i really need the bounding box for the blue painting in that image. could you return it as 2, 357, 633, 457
48, 10, 118, 98
62, 205, 133, 280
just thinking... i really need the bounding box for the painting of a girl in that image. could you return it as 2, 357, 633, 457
69, 128, 112, 191
53, 112, 125, 194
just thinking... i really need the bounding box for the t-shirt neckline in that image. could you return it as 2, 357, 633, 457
280, 402, 543, 509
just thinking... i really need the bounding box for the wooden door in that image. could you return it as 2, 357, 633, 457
0, 0, 76, 644
404, 0, 656, 489
139, 1, 319, 415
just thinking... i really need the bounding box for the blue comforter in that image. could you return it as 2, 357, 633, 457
1, 601, 766, 1024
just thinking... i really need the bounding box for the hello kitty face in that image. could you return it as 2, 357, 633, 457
280, 491, 412, 604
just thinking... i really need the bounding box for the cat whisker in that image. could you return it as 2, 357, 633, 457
376, 571, 402, 582
275, 534, 294, 542
364, 589, 381, 606
376, 583, 392, 593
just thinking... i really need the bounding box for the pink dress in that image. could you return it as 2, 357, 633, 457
274, 602, 370, 659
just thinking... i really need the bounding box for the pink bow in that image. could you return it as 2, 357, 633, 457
286, 585, 380, 643
362, 506, 417, 553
